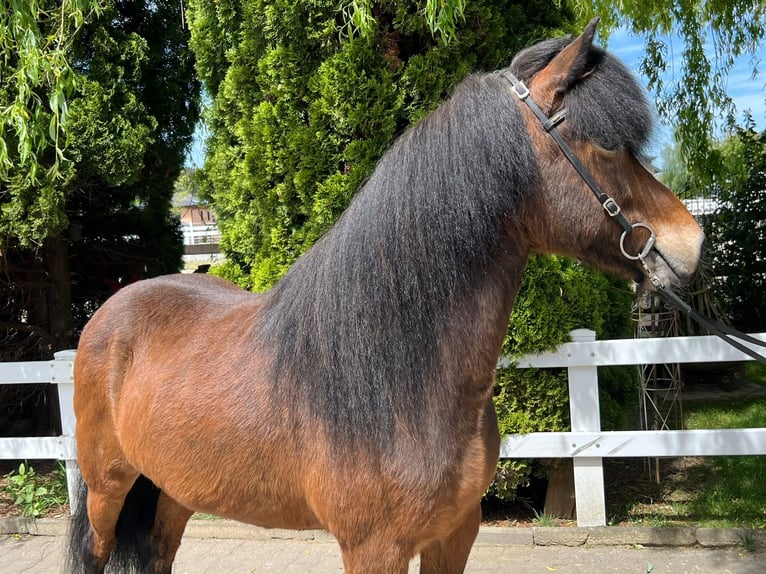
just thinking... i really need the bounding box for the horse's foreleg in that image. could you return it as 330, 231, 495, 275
419, 502, 481, 574
339, 538, 411, 574
143, 492, 194, 574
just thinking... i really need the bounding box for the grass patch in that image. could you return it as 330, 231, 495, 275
531, 509, 563, 527
686, 399, 766, 430
681, 399, 766, 528
745, 362, 766, 387
741, 530, 759, 552
615, 398, 766, 528
2, 461, 68, 518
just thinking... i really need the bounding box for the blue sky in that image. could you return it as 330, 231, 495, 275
185, 27, 766, 168
186, 118, 208, 168
606, 26, 766, 159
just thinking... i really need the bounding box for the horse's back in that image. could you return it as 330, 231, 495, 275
74, 273, 260, 413
79, 273, 251, 351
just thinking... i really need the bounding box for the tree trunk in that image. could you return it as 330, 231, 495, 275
544, 460, 576, 519
43, 235, 74, 351
44, 236, 73, 434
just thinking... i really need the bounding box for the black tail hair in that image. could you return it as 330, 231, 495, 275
66, 474, 161, 574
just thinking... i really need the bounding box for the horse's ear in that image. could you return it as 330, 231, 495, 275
531, 17, 600, 112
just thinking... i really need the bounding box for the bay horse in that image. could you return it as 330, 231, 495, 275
67, 19, 704, 574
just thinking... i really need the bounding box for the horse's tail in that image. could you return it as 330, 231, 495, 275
66, 473, 161, 574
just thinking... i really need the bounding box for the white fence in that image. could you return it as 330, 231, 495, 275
1, 332, 764, 525
0, 350, 80, 513
181, 222, 221, 246
502, 329, 766, 526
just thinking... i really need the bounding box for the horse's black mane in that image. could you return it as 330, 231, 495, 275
260, 36, 652, 449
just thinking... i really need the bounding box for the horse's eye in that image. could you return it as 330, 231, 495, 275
592, 142, 620, 158
587, 136, 622, 155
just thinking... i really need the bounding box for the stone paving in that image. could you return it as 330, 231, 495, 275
2, 519, 765, 573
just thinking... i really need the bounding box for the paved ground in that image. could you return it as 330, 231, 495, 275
2, 520, 765, 573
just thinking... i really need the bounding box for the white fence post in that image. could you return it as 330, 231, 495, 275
567, 329, 606, 527
53, 350, 80, 515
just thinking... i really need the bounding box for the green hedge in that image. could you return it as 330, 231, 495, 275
188, 1, 635, 500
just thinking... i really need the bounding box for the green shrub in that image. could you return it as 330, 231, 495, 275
189, 1, 636, 502
3, 462, 68, 517
189, 0, 576, 290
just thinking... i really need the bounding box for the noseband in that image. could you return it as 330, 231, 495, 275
498, 70, 766, 364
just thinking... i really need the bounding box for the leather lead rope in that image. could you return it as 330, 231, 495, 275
498, 69, 766, 365
656, 287, 766, 365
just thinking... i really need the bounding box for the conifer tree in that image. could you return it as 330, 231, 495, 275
188, 0, 574, 289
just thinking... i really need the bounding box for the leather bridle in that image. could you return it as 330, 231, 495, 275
498, 70, 766, 364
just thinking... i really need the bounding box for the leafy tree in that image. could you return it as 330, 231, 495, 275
658, 122, 766, 333
64, 1, 200, 334
346, 0, 469, 43
658, 138, 695, 199
707, 121, 766, 332
0, 0, 103, 361
0, 0, 199, 357
0, 0, 103, 245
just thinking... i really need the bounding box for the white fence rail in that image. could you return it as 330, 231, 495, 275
502, 329, 766, 526
0, 350, 80, 513
181, 222, 221, 246
1, 331, 764, 525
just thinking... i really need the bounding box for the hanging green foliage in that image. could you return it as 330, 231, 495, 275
0, 0, 105, 245
572, 0, 765, 186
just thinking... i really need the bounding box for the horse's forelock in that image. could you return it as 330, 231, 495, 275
510, 36, 654, 155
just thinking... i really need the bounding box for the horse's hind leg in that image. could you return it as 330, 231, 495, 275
419, 502, 481, 574
142, 492, 194, 574
80, 462, 140, 573
78, 470, 192, 574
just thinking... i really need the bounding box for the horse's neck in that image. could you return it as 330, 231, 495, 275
438, 242, 528, 393
407, 247, 527, 455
